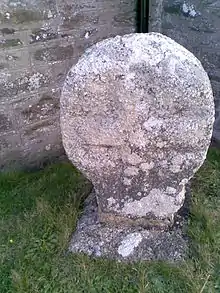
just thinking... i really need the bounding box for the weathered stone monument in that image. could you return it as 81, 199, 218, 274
60, 32, 214, 261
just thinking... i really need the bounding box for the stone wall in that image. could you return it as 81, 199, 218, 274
0, 0, 135, 171
149, 0, 220, 143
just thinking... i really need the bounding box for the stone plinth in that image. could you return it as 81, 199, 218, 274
69, 190, 189, 261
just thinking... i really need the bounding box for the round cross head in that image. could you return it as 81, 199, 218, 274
61, 33, 214, 227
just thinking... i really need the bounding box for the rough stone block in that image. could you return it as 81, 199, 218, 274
0, 131, 22, 170
112, 10, 136, 28
21, 116, 59, 142
18, 117, 65, 169
0, 132, 21, 153
20, 133, 65, 169
33, 43, 74, 63
13, 88, 60, 126
0, 104, 17, 133
61, 33, 214, 260
0, 148, 23, 170
0, 68, 51, 98
0, 112, 13, 134
0, 47, 30, 71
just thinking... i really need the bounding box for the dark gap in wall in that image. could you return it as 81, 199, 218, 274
136, 0, 149, 33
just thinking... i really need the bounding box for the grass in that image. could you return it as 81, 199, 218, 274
0, 149, 220, 293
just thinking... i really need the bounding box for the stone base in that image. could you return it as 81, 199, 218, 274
69, 191, 188, 262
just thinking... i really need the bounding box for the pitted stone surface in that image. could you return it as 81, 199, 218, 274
61, 32, 214, 226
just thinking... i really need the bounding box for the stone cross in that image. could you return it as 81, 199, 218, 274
60, 33, 214, 261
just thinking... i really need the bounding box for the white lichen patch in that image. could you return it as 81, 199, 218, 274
157, 141, 166, 148
158, 152, 164, 159
121, 188, 183, 218
123, 152, 143, 165
118, 232, 143, 257
5, 12, 10, 19
125, 72, 136, 81
140, 162, 154, 172
143, 183, 149, 192
160, 160, 168, 168
158, 170, 163, 177
182, 2, 199, 17
45, 144, 51, 151
175, 179, 188, 205
143, 117, 164, 131
166, 186, 176, 194
129, 128, 148, 148
85, 32, 90, 39
170, 154, 185, 173
123, 177, 132, 186
28, 73, 44, 91
47, 10, 53, 19
0, 72, 11, 83
124, 166, 139, 176
107, 197, 116, 207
